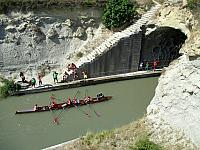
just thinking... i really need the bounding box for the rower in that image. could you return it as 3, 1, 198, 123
33, 104, 38, 111
67, 97, 71, 105
51, 101, 58, 109
97, 93, 104, 100
73, 97, 77, 104
84, 96, 91, 103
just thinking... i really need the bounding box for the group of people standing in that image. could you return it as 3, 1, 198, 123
139, 60, 158, 71
19, 63, 88, 88
20, 72, 43, 88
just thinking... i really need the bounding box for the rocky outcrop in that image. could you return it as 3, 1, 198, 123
146, 55, 200, 149
0, 8, 105, 79
154, 4, 197, 36
145, 1, 200, 149
181, 30, 200, 56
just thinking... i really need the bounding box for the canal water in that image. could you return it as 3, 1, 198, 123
0, 77, 158, 150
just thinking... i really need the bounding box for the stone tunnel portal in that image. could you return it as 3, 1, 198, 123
77, 26, 187, 78
140, 26, 187, 70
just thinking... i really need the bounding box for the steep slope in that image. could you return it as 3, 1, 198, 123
146, 1, 200, 149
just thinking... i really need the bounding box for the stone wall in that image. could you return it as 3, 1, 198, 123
80, 32, 142, 77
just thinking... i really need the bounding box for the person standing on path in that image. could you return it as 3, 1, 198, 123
139, 62, 143, 71
153, 60, 157, 71
145, 62, 149, 71
53, 71, 58, 83
30, 78, 36, 88
38, 73, 42, 85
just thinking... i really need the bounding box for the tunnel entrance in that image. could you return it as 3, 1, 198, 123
140, 26, 187, 70
77, 26, 187, 79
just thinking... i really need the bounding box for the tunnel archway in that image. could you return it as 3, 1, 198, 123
140, 26, 187, 69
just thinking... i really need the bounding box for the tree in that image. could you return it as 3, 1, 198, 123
0, 77, 21, 98
102, 0, 138, 30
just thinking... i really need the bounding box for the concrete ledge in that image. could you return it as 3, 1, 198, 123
42, 138, 80, 150
13, 70, 162, 96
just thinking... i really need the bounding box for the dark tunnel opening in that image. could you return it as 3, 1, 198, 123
140, 26, 187, 70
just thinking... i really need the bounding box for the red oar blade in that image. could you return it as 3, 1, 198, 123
53, 117, 60, 125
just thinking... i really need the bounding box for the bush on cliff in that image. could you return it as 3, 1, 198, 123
187, 0, 200, 10
0, 77, 21, 98
102, 0, 138, 30
130, 137, 163, 150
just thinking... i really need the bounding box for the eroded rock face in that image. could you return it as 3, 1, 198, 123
145, 2, 200, 148
181, 30, 200, 56
155, 5, 197, 36
0, 8, 103, 76
146, 55, 200, 149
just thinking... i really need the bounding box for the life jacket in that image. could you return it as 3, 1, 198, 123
53, 72, 58, 79
73, 98, 77, 104
67, 98, 71, 105
31, 78, 36, 84
52, 101, 58, 108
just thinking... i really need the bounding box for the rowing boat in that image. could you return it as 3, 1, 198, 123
15, 96, 112, 114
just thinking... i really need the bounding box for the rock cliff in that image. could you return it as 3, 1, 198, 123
146, 1, 200, 149
0, 8, 112, 80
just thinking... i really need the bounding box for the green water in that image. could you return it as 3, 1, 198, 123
0, 77, 158, 150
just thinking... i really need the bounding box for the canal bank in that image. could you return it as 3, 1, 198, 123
14, 70, 162, 96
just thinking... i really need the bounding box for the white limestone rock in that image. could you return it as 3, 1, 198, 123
73, 27, 85, 38
46, 27, 58, 39
5, 25, 17, 33
146, 55, 200, 149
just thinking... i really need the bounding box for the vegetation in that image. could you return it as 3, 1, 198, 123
83, 0, 97, 6
0, 77, 21, 98
187, 0, 200, 10
187, 0, 200, 24
76, 52, 84, 58
84, 130, 114, 145
65, 118, 165, 150
102, 0, 138, 30
0, 0, 106, 12
130, 137, 163, 150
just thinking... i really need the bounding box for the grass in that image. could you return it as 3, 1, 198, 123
64, 118, 164, 150
130, 137, 163, 150
83, 130, 114, 146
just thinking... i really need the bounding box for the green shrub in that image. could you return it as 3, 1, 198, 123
130, 137, 163, 150
84, 0, 97, 6
76, 52, 84, 58
102, 0, 138, 30
187, 0, 200, 10
0, 77, 21, 98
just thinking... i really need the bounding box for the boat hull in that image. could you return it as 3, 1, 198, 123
15, 96, 112, 114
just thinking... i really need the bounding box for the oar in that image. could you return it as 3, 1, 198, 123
53, 108, 67, 125
71, 90, 91, 118
49, 94, 64, 125
72, 102, 91, 118
85, 89, 100, 117
88, 103, 100, 117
